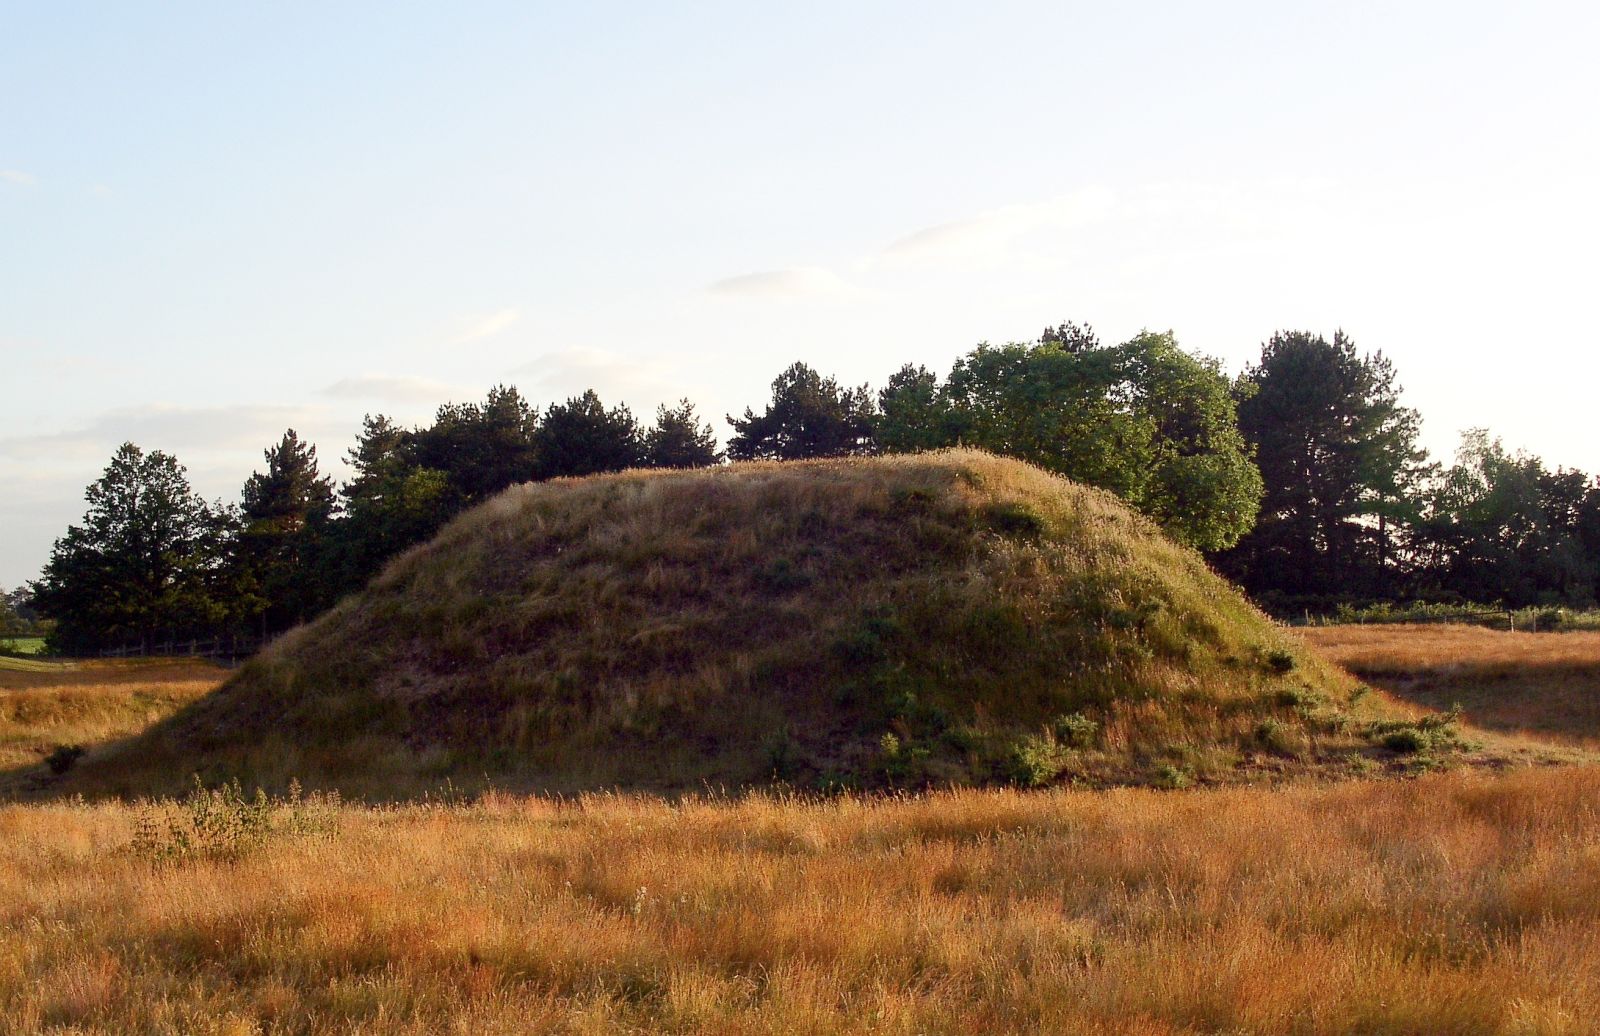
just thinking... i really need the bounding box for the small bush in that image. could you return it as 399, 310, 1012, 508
1009, 734, 1066, 788
1274, 687, 1308, 708
44, 744, 86, 775
1370, 705, 1465, 756
1154, 763, 1193, 790
1051, 712, 1100, 749
1381, 728, 1426, 754
983, 501, 1045, 538
131, 778, 338, 865
764, 728, 797, 780
878, 732, 931, 784
941, 725, 981, 753
832, 611, 900, 665
1253, 719, 1306, 757
1266, 650, 1296, 675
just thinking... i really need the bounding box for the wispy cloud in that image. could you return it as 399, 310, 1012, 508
707, 266, 853, 299
0, 403, 340, 464
0, 169, 37, 187
505, 347, 698, 413
876, 189, 1117, 268
321, 374, 468, 404
449, 308, 520, 346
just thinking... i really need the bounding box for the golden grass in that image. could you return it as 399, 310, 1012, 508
0, 625, 1597, 1031
1303, 624, 1600, 748
0, 660, 224, 775
3, 770, 1599, 1034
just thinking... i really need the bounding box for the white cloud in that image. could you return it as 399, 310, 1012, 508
706, 266, 853, 299
0, 169, 36, 187
449, 307, 520, 346
0, 403, 342, 465
321, 374, 468, 404
505, 347, 701, 415
875, 189, 1118, 269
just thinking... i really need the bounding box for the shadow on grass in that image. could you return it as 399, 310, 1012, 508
1343, 657, 1600, 747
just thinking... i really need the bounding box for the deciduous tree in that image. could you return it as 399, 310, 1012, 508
32, 443, 226, 653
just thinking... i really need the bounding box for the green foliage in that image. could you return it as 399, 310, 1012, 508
130, 778, 338, 864
32, 443, 232, 654
878, 732, 932, 784
1051, 712, 1100, 748
643, 399, 723, 468
875, 364, 953, 453
1266, 650, 1296, 675
757, 558, 813, 594
535, 390, 644, 479
1009, 733, 1068, 787
1154, 763, 1193, 789
1411, 431, 1599, 608
1217, 329, 1428, 600
1253, 719, 1300, 756
727, 361, 877, 460
235, 429, 337, 633
763, 728, 797, 780
1368, 706, 1466, 757
983, 501, 1045, 538
878, 326, 1261, 550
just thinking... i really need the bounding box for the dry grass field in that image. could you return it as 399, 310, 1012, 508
3, 770, 1599, 1034
0, 657, 223, 776
1, 631, 1599, 1033
1303, 623, 1600, 748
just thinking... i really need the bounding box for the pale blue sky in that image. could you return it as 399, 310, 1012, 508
3, 1, 1598, 586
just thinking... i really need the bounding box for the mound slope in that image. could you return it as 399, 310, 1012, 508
73, 450, 1429, 796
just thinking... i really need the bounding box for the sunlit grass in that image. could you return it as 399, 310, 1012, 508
1305, 623, 1600, 748
3, 771, 1598, 1034
0, 631, 1597, 1031
0, 659, 224, 774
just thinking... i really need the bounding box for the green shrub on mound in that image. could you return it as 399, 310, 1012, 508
76, 450, 1401, 797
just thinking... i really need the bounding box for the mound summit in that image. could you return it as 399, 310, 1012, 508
78, 450, 1414, 796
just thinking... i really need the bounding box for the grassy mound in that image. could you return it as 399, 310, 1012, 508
69, 450, 1429, 797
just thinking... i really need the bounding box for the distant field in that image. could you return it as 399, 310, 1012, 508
0, 658, 225, 776
1, 634, 1598, 1033
0, 635, 46, 655
1303, 623, 1600, 748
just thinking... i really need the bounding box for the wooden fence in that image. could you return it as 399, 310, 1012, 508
97, 635, 266, 664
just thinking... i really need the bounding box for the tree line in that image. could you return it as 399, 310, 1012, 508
27, 324, 1600, 653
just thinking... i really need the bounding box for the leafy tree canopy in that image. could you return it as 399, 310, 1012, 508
883, 327, 1262, 551
31, 443, 229, 653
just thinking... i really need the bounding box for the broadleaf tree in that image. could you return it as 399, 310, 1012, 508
32, 443, 227, 653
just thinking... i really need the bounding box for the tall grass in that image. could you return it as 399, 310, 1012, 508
2, 770, 1598, 1034
0, 660, 223, 776
1306, 622, 1600, 749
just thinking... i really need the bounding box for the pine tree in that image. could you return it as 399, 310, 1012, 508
237, 429, 337, 632
643, 399, 722, 468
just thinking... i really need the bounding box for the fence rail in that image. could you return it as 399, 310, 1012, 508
97, 636, 266, 663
